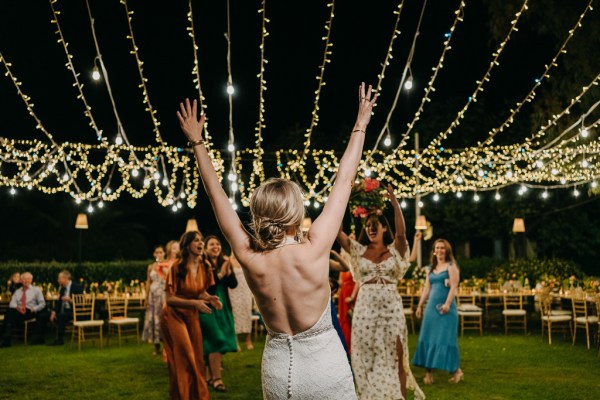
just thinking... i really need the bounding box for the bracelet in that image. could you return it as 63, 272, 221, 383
351, 129, 366, 134
188, 138, 205, 147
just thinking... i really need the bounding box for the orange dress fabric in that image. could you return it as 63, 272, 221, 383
338, 271, 355, 354
161, 261, 214, 400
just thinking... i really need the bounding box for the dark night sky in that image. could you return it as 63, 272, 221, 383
1, 0, 594, 261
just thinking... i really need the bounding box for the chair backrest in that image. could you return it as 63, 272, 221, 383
571, 294, 588, 319
401, 294, 413, 310
72, 294, 96, 322
457, 294, 477, 306
107, 295, 128, 319
503, 294, 523, 309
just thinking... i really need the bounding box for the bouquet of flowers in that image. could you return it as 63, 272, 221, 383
349, 178, 387, 218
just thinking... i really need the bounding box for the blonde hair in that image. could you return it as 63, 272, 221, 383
249, 178, 305, 251
166, 240, 179, 260
430, 238, 458, 271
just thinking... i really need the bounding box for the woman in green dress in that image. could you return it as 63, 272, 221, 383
200, 235, 238, 392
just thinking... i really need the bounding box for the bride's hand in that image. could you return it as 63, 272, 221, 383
385, 184, 400, 207
176, 98, 206, 144
354, 82, 378, 130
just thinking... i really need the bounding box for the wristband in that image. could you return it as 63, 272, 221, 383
188, 138, 205, 147
351, 129, 366, 134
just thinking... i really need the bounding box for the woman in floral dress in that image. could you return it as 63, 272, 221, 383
338, 185, 424, 400
142, 245, 166, 355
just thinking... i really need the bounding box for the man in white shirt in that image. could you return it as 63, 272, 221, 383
1, 272, 50, 346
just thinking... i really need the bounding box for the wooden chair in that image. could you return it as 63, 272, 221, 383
71, 294, 104, 351
539, 289, 571, 345
401, 294, 415, 334
107, 295, 140, 347
502, 294, 527, 335
457, 292, 483, 336
571, 293, 598, 350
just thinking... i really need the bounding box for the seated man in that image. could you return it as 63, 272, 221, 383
49, 270, 83, 345
1, 272, 50, 346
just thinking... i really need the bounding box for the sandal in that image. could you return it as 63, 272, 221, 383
212, 378, 227, 392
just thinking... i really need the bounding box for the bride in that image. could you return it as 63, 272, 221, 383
177, 83, 377, 399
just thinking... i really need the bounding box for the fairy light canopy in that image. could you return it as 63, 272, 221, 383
0, 0, 598, 211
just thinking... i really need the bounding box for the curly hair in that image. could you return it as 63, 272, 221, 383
249, 178, 305, 251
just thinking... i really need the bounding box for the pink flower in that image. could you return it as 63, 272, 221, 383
364, 178, 380, 193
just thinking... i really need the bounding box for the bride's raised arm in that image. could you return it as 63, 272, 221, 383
177, 99, 250, 258
308, 83, 377, 253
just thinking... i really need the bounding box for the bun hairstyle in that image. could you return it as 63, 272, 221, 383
249, 178, 305, 251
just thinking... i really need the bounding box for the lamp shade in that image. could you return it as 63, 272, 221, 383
415, 215, 427, 230
301, 217, 312, 232
512, 218, 525, 233
186, 218, 199, 232
75, 213, 89, 230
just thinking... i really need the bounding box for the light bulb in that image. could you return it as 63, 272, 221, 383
227, 143, 235, 152
505, 170, 513, 179
418, 201, 424, 208
76, 198, 82, 204
581, 159, 589, 168
551, 168, 558, 175
364, 168, 372, 177
23, 174, 30, 182
27, 185, 32, 190
115, 136, 123, 145
9, 188, 16, 195
106, 188, 112, 194
541, 191, 548, 199
228, 173, 237, 181
180, 193, 186, 199
232, 202, 239, 211
581, 128, 588, 138
313, 201, 320, 209
162, 179, 169, 187
400, 201, 407, 208
176, 201, 182, 209
143, 178, 150, 187
573, 188, 580, 197
92, 66, 101, 81
87, 205, 94, 213
535, 160, 544, 168
456, 191, 463, 198
560, 178, 566, 184
455, 176, 463, 184
383, 135, 392, 147
473, 193, 480, 202
478, 169, 485, 177
404, 77, 413, 90
62, 174, 69, 181
226, 83, 235, 95
230, 182, 238, 192
433, 193, 440, 202
304, 200, 311, 207
98, 201, 104, 208
591, 181, 598, 188
494, 192, 501, 201
131, 169, 139, 177
172, 205, 178, 212
168, 198, 174, 205
153, 172, 160, 180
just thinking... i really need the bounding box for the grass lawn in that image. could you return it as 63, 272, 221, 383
0, 331, 598, 399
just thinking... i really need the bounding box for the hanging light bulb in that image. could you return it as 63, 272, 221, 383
591, 181, 597, 188
92, 66, 101, 81
232, 202, 239, 211
313, 201, 320, 209
364, 168, 372, 177
383, 134, 392, 147
478, 169, 485, 177
131, 169, 139, 177
573, 188, 580, 197
226, 82, 235, 95
115, 135, 123, 145
560, 178, 567, 184
505, 170, 513, 179
98, 201, 104, 209
106, 187, 112, 194
400, 200, 407, 208
404, 76, 413, 91
143, 178, 150, 187
228, 172, 237, 181
76, 198, 82, 204
494, 192, 501, 201
433, 193, 440, 202
580, 127, 589, 138
418, 201, 424, 208
455, 176, 463, 184
473, 193, 480, 202
551, 168, 559, 175
62, 173, 69, 182
87, 204, 94, 213
541, 191, 548, 199
456, 191, 463, 198
304, 199, 311, 207
171, 205, 178, 212
535, 160, 544, 169
153, 172, 160, 180
227, 142, 235, 152
176, 201, 182, 209
9, 188, 16, 195
162, 178, 169, 187
581, 159, 589, 168
180, 192, 186, 199
230, 182, 238, 192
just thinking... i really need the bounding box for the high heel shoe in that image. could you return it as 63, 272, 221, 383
423, 373, 434, 385
448, 370, 464, 383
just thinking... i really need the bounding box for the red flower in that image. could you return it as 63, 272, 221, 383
364, 178, 380, 193
352, 206, 368, 218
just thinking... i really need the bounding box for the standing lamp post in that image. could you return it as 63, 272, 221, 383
414, 133, 423, 269
75, 213, 89, 269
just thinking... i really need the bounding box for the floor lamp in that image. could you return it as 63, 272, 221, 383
75, 213, 89, 269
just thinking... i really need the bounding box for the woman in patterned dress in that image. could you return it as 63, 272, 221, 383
228, 252, 254, 350
142, 244, 166, 355
337, 185, 424, 400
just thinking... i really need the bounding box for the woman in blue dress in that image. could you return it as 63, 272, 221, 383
413, 238, 463, 384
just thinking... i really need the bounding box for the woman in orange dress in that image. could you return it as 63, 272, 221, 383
161, 231, 222, 400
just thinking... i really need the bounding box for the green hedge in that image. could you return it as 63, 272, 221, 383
486, 258, 584, 287
0, 260, 151, 292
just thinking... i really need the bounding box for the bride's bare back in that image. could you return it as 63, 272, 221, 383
177, 83, 377, 336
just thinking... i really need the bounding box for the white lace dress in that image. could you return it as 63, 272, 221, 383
350, 239, 425, 400
262, 300, 357, 400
